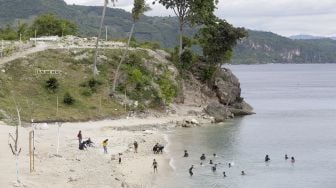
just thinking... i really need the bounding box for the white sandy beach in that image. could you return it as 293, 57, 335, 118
0, 113, 205, 188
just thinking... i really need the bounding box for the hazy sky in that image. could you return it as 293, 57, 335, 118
64, 0, 336, 37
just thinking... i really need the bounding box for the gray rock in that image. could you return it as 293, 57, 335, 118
204, 102, 233, 123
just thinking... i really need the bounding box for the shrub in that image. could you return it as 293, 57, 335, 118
158, 72, 177, 104
63, 92, 75, 105
45, 77, 59, 93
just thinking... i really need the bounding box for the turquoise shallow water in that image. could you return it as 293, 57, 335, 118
159, 64, 336, 188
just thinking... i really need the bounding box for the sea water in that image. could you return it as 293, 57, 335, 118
159, 64, 336, 188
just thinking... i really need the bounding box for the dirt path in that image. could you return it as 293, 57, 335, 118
0, 43, 52, 67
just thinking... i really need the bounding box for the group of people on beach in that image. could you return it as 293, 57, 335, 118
77, 130, 142, 165
185, 151, 296, 178
77, 130, 94, 150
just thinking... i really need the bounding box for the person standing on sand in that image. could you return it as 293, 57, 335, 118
118, 153, 122, 164
152, 159, 158, 173
134, 141, 138, 153
77, 130, 82, 146
189, 165, 194, 176
102, 139, 108, 154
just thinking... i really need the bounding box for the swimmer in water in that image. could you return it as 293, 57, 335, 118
213, 153, 217, 158
183, 150, 189, 157
285, 154, 288, 160
265, 154, 270, 162
291, 156, 295, 163
241, 171, 246, 175
189, 165, 194, 176
223, 171, 226, 177
200, 154, 206, 161
200, 162, 203, 166
228, 163, 231, 168
212, 164, 217, 172
209, 160, 213, 165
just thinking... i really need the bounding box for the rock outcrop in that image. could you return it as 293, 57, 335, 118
186, 62, 254, 123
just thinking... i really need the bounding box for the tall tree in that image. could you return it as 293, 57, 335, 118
111, 0, 150, 93
92, 0, 117, 76
153, 0, 218, 61
197, 18, 247, 81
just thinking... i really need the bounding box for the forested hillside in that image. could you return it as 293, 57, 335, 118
1, 0, 336, 64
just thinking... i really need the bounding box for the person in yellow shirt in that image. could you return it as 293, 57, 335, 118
102, 139, 108, 154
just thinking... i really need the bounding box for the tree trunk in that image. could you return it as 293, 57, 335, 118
111, 23, 135, 93
93, 0, 108, 76
179, 23, 183, 60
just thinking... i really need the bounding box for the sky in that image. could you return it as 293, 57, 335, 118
64, 0, 336, 37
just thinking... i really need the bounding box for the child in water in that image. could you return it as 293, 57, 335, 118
189, 165, 194, 176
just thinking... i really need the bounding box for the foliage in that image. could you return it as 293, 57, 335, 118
63, 92, 75, 105
153, 0, 218, 61
132, 0, 151, 22
30, 14, 77, 37
45, 77, 59, 93
0, 25, 17, 40
197, 18, 247, 67
158, 71, 177, 104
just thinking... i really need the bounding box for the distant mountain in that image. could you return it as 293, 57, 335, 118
1, 0, 336, 64
290, 35, 326, 40
290, 34, 336, 40
0, 0, 196, 48
231, 30, 336, 64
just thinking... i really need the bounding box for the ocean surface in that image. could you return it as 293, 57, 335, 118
161, 64, 336, 188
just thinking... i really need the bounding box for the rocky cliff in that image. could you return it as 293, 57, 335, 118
181, 61, 254, 123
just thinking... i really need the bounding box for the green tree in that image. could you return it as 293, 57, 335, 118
92, 0, 117, 76
30, 14, 76, 37
153, 0, 218, 61
111, 0, 150, 93
0, 25, 17, 40
197, 18, 247, 69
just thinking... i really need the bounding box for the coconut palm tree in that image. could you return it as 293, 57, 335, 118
111, 0, 150, 93
92, 0, 117, 76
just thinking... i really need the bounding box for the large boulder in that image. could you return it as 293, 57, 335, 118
213, 68, 242, 105
204, 102, 233, 123
229, 101, 254, 115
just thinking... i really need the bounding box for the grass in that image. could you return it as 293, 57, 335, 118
0, 48, 178, 123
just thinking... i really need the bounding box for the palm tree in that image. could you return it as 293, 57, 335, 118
111, 0, 150, 93
92, 0, 117, 76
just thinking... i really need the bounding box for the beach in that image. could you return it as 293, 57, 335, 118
0, 114, 205, 188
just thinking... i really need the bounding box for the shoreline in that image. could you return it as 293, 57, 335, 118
0, 113, 212, 188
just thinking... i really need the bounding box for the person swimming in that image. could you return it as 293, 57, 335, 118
265, 154, 270, 162
189, 165, 194, 176
200, 162, 203, 166
223, 171, 226, 177
183, 150, 189, 157
200, 154, 206, 161
213, 153, 217, 158
228, 163, 231, 168
285, 154, 289, 160
291, 156, 295, 163
212, 164, 217, 172
209, 160, 213, 165
241, 171, 246, 175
